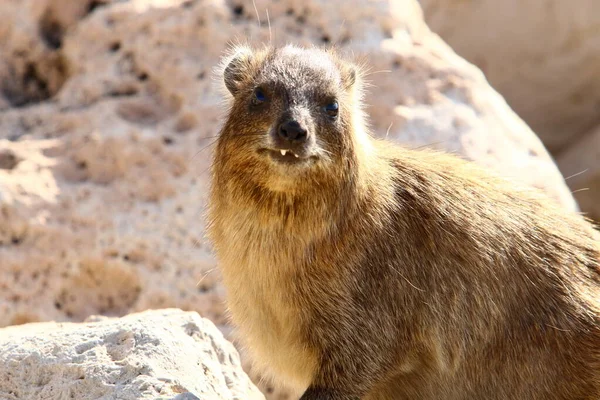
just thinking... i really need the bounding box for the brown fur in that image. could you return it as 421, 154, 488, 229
208, 44, 600, 399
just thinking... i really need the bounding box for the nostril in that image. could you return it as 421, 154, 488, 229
279, 121, 307, 142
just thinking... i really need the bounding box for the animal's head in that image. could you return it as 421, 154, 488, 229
215, 45, 371, 193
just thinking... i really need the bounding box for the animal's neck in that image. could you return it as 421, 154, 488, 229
231, 173, 359, 242
209, 137, 393, 266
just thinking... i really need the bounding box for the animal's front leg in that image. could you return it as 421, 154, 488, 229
299, 387, 360, 400
297, 348, 377, 400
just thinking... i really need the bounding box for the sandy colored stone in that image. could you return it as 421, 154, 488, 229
419, 0, 600, 153
0, 308, 264, 400
0, 0, 579, 398
557, 125, 600, 224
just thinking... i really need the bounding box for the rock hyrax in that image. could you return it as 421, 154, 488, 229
208, 45, 600, 399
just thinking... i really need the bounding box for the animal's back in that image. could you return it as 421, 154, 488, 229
365, 143, 600, 399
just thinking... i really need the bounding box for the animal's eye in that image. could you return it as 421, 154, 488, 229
252, 88, 267, 105
324, 101, 339, 118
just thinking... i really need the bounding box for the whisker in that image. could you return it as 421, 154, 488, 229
196, 267, 217, 287
390, 264, 425, 292
409, 141, 445, 151
189, 137, 219, 161
189, 134, 259, 162
198, 133, 265, 141
564, 169, 589, 181
252, 0, 261, 28
193, 161, 220, 179
266, 8, 272, 44
190, 133, 270, 161
365, 69, 392, 77
571, 188, 590, 195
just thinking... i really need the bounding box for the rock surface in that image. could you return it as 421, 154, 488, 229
419, 0, 600, 154
0, 308, 264, 400
0, 0, 579, 398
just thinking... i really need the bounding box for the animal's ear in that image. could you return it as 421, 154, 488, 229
223, 46, 254, 96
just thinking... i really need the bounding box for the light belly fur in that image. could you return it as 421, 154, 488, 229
218, 239, 318, 391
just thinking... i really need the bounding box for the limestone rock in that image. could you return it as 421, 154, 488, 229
419, 0, 600, 153
0, 0, 579, 398
0, 0, 575, 329
0, 309, 264, 400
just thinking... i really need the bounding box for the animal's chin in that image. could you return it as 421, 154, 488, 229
246, 148, 330, 193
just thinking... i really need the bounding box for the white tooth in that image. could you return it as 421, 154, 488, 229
294, 153, 299, 158
280, 150, 287, 156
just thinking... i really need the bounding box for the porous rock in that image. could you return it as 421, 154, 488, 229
0, 0, 579, 398
0, 308, 264, 400
419, 0, 600, 154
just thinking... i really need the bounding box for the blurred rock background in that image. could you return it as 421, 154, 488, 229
419, 0, 600, 222
0, 0, 597, 398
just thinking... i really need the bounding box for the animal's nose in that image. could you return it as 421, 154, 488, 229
278, 120, 307, 142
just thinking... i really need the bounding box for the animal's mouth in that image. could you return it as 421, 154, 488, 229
259, 148, 315, 165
